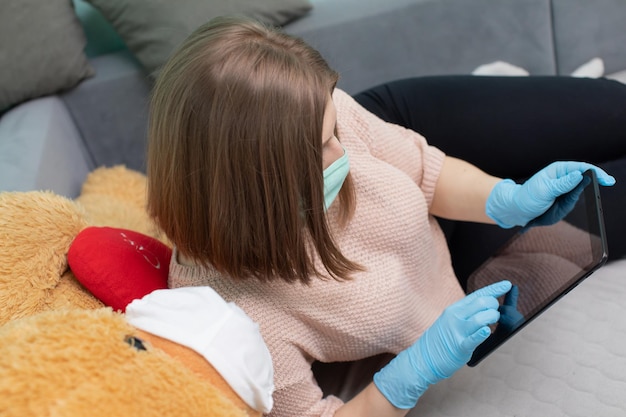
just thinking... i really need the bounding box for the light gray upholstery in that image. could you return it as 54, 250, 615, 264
61, 50, 152, 173
552, 0, 626, 75
0, 96, 92, 197
1, 0, 626, 197
287, 0, 556, 94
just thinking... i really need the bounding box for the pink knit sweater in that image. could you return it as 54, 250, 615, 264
168, 89, 465, 417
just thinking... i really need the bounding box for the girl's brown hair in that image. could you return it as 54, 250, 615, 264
147, 16, 361, 284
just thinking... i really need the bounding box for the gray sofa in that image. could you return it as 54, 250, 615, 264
2, 1, 626, 416
2, 0, 626, 197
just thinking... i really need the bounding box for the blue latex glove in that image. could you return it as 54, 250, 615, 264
521, 172, 591, 231
496, 285, 524, 332
486, 162, 615, 229
373, 280, 512, 409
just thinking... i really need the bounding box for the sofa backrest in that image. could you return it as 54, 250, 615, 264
551, 0, 626, 76
287, 0, 558, 94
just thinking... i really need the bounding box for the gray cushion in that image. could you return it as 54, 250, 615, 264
85, 0, 313, 75
0, 0, 94, 112
0, 96, 92, 197
61, 51, 153, 173
552, 0, 626, 76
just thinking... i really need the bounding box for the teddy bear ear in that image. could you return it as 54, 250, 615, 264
75, 165, 169, 244
79, 165, 148, 210
0, 191, 88, 325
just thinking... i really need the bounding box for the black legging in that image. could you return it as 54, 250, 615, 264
353, 76, 626, 287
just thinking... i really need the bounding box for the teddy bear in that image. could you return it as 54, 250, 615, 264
0, 166, 273, 417
0, 166, 164, 325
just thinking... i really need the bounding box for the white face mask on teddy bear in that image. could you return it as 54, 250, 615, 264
126, 287, 275, 413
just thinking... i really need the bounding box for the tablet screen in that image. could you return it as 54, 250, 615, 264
467, 169, 608, 366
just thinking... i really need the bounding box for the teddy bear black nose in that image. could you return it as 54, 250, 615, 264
124, 335, 147, 351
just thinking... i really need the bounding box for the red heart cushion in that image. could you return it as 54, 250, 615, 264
68, 226, 172, 312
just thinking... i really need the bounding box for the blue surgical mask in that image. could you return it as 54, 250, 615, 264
323, 147, 350, 210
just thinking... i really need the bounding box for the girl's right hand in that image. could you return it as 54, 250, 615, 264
373, 280, 512, 409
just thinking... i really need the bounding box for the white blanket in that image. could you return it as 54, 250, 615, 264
414, 258, 626, 416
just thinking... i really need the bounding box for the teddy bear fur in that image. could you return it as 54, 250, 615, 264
0, 165, 168, 325
0, 166, 259, 417
0, 189, 101, 324
0, 308, 248, 417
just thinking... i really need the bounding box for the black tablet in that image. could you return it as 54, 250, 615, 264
467, 169, 608, 367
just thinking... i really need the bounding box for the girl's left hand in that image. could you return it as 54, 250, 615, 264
486, 161, 615, 228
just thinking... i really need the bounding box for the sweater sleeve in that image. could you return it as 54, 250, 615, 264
333, 89, 446, 208
267, 348, 344, 417
269, 378, 344, 417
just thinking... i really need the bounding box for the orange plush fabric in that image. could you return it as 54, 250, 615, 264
0, 191, 102, 325
0, 166, 264, 417
0, 308, 251, 417
135, 329, 258, 417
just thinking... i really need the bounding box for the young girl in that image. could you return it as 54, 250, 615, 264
146, 17, 624, 417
